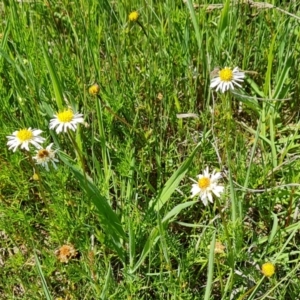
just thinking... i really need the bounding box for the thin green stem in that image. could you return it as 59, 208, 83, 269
67, 131, 87, 177
26, 152, 47, 204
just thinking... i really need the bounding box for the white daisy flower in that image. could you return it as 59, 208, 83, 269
6, 128, 45, 152
32, 143, 59, 171
49, 109, 84, 134
210, 67, 245, 93
191, 167, 224, 206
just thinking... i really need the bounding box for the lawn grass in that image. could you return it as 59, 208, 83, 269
1, 0, 300, 299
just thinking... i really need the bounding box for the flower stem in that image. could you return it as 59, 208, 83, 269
137, 21, 148, 37
67, 131, 87, 177
26, 152, 47, 204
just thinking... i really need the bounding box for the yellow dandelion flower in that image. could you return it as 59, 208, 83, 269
261, 262, 275, 277
89, 84, 100, 96
129, 11, 139, 22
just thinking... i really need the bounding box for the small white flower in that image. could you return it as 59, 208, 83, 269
191, 167, 224, 206
49, 109, 84, 134
210, 67, 245, 93
6, 128, 45, 152
32, 143, 59, 171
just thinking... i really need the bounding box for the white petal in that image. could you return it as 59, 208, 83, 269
210, 78, 221, 88
191, 184, 200, 197
32, 129, 43, 136
200, 194, 208, 206
211, 172, 222, 181
207, 192, 214, 203
215, 185, 224, 194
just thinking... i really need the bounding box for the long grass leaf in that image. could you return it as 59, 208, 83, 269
162, 201, 197, 223
42, 45, 64, 110
130, 227, 160, 273
218, 0, 230, 35
34, 251, 52, 300
132, 201, 198, 273
100, 263, 112, 300
150, 143, 201, 212
268, 212, 279, 244
273, 55, 292, 99
185, 0, 202, 50
63, 158, 127, 262
204, 232, 216, 300
0, 48, 25, 80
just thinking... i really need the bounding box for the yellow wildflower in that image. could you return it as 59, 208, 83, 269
261, 262, 275, 277
129, 11, 139, 22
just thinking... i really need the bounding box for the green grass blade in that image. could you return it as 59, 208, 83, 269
130, 226, 160, 274
273, 55, 292, 99
64, 161, 127, 262
162, 200, 197, 223
128, 217, 136, 268
264, 34, 276, 97
149, 143, 201, 212
42, 45, 64, 110
268, 212, 279, 244
0, 47, 25, 80
34, 251, 52, 300
100, 263, 112, 300
218, 0, 230, 34
204, 232, 216, 300
185, 0, 202, 50
132, 201, 197, 273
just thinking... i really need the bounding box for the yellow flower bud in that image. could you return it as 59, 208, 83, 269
89, 84, 100, 96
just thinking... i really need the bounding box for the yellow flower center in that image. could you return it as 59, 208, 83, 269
57, 110, 74, 123
16, 129, 33, 142
219, 68, 233, 82
198, 177, 210, 189
37, 149, 50, 159
261, 262, 275, 277
129, 11, 139, 22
